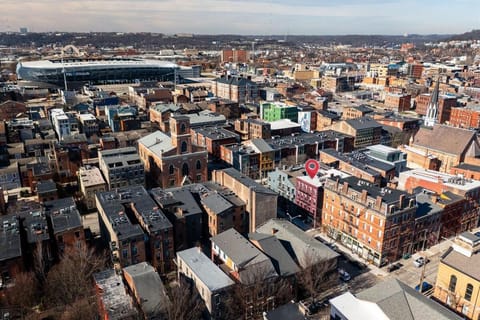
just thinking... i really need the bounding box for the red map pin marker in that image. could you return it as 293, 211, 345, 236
305, 159, 319, 179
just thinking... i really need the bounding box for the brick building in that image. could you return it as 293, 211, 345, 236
384, 93, 411, 112
331, 117, 383, 149
409, 125, 480, 172
234, 118, 271, 141
449, 105, 480, 129
96, 186, 174, 273
322, 176, 417, 266
415, 94, 456, 123
138, 116, 208, 188
221, 49, 249, 63
212, 168, 277, 233
190, 126, 239, 159
212, 75, 258, 104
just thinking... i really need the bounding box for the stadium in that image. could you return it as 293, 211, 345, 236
16, 58, 180, 86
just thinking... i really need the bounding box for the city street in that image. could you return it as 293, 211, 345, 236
308, 230, 456, 297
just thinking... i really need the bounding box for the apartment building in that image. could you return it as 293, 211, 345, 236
434, 232, 480, 319
190, 126, 239, 159
177, 247, 235, 319
212, 75, 258, 104
331, 117, 382, 149
322, 176, 417, 266
78, 166, 107, 210
449, 105, 480, 129
260, 102, 298, 122
212, 168, 278, 233
234, 118, 271, 141
43, 197, 85, 256
98, 147, 145, 189
201, 182, 247, 237
96, 186, 174, 272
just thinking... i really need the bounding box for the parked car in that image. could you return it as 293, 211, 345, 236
387, 262, 403, 272
339, 268, 351, 282
413, 257, 426, 268
415, 281, 433, 293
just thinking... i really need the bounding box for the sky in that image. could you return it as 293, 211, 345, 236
1, 0, 479, 35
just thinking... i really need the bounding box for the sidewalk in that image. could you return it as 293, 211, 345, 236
311, 230, 389, 277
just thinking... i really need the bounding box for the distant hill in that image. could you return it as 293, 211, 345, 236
446, 29, 480, 41
0, 32, 455, 49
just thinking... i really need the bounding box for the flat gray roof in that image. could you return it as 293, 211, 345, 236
177, 247, 234, 292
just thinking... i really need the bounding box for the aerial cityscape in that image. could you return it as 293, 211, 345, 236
1, 1, 480, 320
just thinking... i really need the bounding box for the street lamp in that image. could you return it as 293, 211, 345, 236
286, 211, 301, 222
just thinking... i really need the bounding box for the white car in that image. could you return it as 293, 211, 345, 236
413, 257, 425, 268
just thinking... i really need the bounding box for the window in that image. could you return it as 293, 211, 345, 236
169, 165, 174, 175
75, 231, 80, 238
449, 275, 457, 292
181, 141, 188, 153
196, 160, 201, 170
182, 163, 189, 177
180, 123, 186, 133
465, 283, 474, 301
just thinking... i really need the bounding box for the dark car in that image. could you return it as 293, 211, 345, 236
387, 262, 403, 272
415, 281, 433, 293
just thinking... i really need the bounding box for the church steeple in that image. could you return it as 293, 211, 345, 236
424, 75, 440, 127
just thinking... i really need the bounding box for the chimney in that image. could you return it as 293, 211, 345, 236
375, 196, 382, 211
399, 194, 405, 209
272, 228, 279, 235
342, 182, 349, 194
431, 195, 438, 204
361, 189, 368, 203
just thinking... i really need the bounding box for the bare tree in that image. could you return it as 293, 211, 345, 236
3, 272, 39, 312
166, 278, 205, 320
296, 250, 338, 302
224, 264, 293, 320
44, 244, 106, 307
60, 297, 98, 320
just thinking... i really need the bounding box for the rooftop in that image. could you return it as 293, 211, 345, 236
43, 197, 82, 234
211, 228, 277, 283
93, 269, 138, 320
269, 119, 302, 130
122, 262, 169, 316
353, 279, 463, 320
137, 131, 174, 156
412, 125, 477, 156
265, 130, 352, 150
326, 175, 413, 207
0, 215, 21, 261
79, 166, 106, 187
96, 186, 171, 240
345, 116, 382, 130
151, 186, 203, 217
220, 168, 277, 195
176, 247, 235, 292
398, 169, 480, 192
191, 126, 238, 141
256, 219, 339, 268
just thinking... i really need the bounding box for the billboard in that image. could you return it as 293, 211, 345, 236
298, 111, 311, 133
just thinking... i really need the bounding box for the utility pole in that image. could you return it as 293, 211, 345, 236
418, 253, 428, 293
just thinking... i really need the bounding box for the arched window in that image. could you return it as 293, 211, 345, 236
182, 163, 189, 177
449, 275, 457, 292
181, 141, 187, 153
180, 123, 186, 133
465, 283, 474, 301
169, 165, 174, 175
196, 160, 202, 170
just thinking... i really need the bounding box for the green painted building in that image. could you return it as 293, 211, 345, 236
261, 102, 299, 122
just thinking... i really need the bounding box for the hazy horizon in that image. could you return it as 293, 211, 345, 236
1, 0, 479, 35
